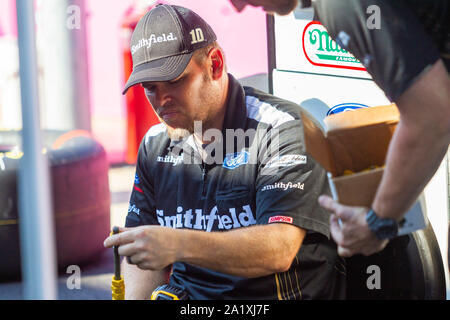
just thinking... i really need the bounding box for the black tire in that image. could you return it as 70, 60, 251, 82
345, 221, 446, 300
0, 130, 111, 279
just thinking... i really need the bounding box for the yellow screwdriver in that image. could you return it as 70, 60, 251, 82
111, 226, 125, 300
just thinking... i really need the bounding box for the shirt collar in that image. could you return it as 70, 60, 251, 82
221, 73, 247, 132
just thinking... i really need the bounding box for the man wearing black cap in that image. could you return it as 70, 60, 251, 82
104, 4, 346, 300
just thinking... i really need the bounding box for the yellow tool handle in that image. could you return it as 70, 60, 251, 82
112, 276, 125, 300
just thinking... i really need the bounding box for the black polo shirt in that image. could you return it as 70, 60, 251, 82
125, 74, 346, 300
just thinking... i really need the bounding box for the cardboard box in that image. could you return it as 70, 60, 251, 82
301, 104, 399, 207
301, 104, 427, 234
302, 104, 427, 235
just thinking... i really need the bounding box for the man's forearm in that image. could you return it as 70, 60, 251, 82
372, 120, 449, 219
122, 259, 170, 300
372, 60, 450, 220
174, 223, 305, 278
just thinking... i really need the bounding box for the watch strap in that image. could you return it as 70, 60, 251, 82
366, 208, 399, 240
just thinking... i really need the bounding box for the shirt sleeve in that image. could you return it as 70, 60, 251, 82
255, 119, 331, 238
125, 139, 160, 228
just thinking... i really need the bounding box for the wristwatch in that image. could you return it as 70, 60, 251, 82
366, 209, 399, 240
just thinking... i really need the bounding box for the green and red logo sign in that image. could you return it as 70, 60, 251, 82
302, 21, 366, 71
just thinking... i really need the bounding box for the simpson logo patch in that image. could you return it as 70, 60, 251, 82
268, 216, 293, 224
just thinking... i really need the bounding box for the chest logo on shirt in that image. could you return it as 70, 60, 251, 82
156, 205, 256, 232
222, 151, 249, 170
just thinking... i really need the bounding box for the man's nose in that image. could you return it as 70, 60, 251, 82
151, 84, 172, 107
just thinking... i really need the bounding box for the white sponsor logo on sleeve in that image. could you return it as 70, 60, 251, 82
265, 155, 307, 168
261, 182, 305, 192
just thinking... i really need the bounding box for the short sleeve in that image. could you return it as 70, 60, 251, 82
125, 139, 160, 228
255, 119, 331, 238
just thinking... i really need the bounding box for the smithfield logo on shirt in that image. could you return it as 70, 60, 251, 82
261, 182, 305, 192
222, 151, 249, 170
131, 33, 178, 55
157, 154, 183, 166
265, 155, 307, 168
156, 205, 256, 232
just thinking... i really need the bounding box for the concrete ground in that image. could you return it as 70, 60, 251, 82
0, 165, 136, 300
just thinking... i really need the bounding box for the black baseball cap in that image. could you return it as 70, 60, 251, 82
122, 4, 217, 95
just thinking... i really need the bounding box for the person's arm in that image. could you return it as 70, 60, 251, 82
122, 259, 170, 300
175, 223, 305, 277
320, 59, 450, 257
372, 59, 450, 219
105, 223, 305, 278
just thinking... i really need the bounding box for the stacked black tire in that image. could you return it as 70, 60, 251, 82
0, 130, 110, 279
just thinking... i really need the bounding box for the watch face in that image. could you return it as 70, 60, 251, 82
366, 209, 398, 240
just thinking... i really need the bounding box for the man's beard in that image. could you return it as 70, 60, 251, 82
156, 70, 218, 141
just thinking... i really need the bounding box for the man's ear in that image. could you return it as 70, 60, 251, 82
209, 48, 225, 80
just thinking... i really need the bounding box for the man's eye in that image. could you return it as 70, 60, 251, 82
144, 86, 155, 93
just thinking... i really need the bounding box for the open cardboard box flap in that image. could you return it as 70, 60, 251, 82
301, 104, 399, 177
301, 104, 399, 207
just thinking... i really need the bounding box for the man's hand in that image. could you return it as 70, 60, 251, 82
104, 226, 179, 271
318, 195, 389, 257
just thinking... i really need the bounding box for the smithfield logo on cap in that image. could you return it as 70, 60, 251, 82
131, 33, 178, 55
326, 103, 369, 116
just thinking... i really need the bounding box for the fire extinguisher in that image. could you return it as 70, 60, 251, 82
121, 0, 161, 164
